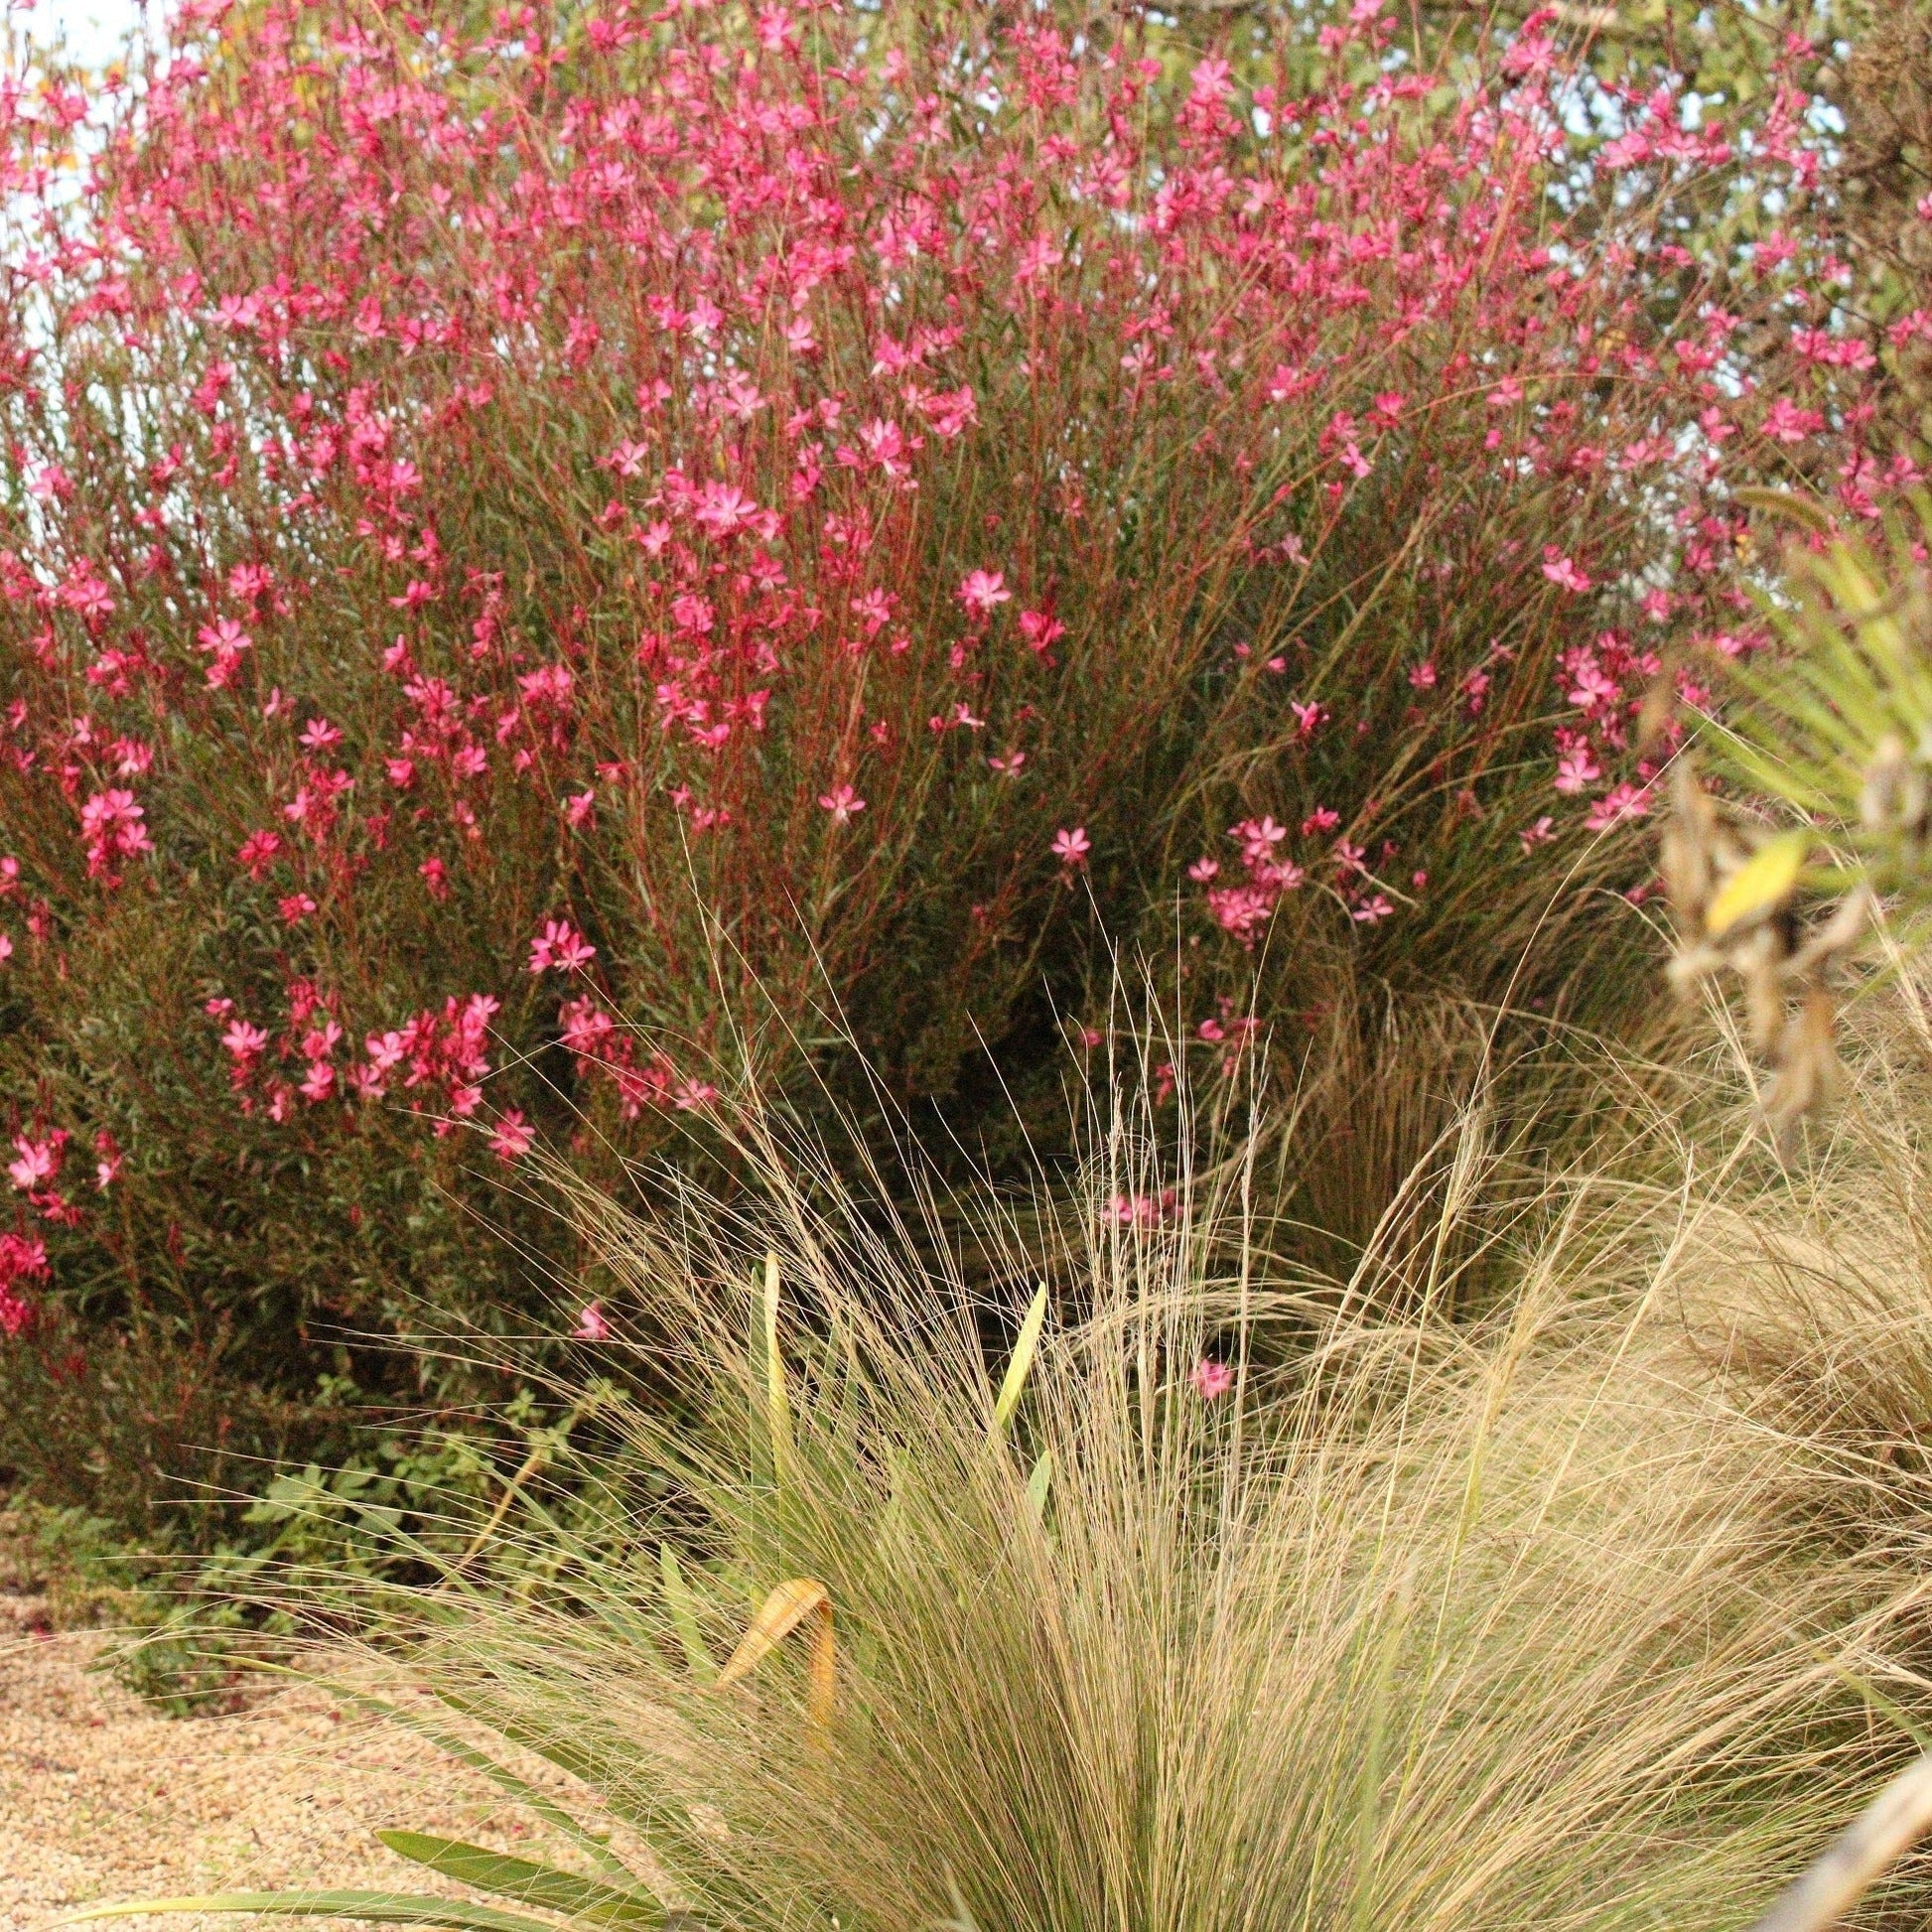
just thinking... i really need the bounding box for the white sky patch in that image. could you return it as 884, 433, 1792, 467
8, 0, 154, 70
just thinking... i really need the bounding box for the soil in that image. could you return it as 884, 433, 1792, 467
0, 1577, 611, 1932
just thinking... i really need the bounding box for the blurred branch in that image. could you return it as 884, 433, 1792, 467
1746, 1753, 1932, 1932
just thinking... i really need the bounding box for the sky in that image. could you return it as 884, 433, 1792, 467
12, 0, 153, 69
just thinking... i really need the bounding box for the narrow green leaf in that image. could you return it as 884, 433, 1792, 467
1025, 1449, 1053, 1521
659, 1543, 717, 1677
233, 1667, 633, 1886
61, 1890, 564, 1932
993, 1285, 1047, 1436
375, 1835, 657, 1925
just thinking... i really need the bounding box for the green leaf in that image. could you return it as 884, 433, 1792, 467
659, 1543, 717, 1677
61, 1890, 567, 1932
238, 1667, 634, 1887
1026, 1449, 1053, 1521
993, 1286, 1047, 1437
375, 1836, 658, 1925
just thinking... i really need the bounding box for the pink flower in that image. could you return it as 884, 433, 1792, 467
957, 569, 1012, 620
1585, 782, 1651, 832
221, 1018, 269, 1062
8, 1132, 66, 1191
1554, 747, 1601, 794
1229, 817, 1288, 866
1205, 885, 1277, 940
818, 782, 867, 825
490, 1109, 533, 1163
1541, 550, 1593, 595
78, 789, 153, 883
0, 934, 11, 964
1351, 895, 1395, 924
196, 618, 253, 688
1519, 816, 1555, 851
1191, 1359, 1233, 1399
278, 892, 318, 924
237, 829, 283, 880
529, 917, 597, 974
1019, 610, 1064, 656
693, 482, 759, 538
573, 1302, 612, 1341
1763, 396, 1823, 444
300, 1060, 337, 1102
1051, 826, 1091, 868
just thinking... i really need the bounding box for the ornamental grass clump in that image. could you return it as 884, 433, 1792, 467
69, 1067, 1932, 1932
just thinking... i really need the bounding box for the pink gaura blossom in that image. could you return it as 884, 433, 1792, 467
490, 1109, 534, 1162
1585, 782, 1651, 831
818, 782, 867, 825
957, 569, 1012, 620
1554, 746, 1601, 794
1106, 1190, 1176, 1229
1192, 1358, 1233, 1400
528, 917, 596, 974
573, 1302, 612, 1341
221, 1018, 269, 1062
1540, 549, 1593, 595
1205, 885, 1276, 940
1051, 826, 1091, 868
1229, 817, 1288, 864
9, 1132, 67, 1192
237, 829, 282, 879
1018, 609, 1064, 656
196, 618, 253, 688
79, 789, 153, 883
1519, 816, 1556, 851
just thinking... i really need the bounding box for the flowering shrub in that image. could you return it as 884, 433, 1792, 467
0, 0, 1895, 1528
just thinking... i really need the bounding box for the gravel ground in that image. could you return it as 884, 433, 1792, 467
0, 1577, 633, 1932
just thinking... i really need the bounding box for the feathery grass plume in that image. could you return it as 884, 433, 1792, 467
1670, 959, 1932, 1559
66, 1047, 1932, 1932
